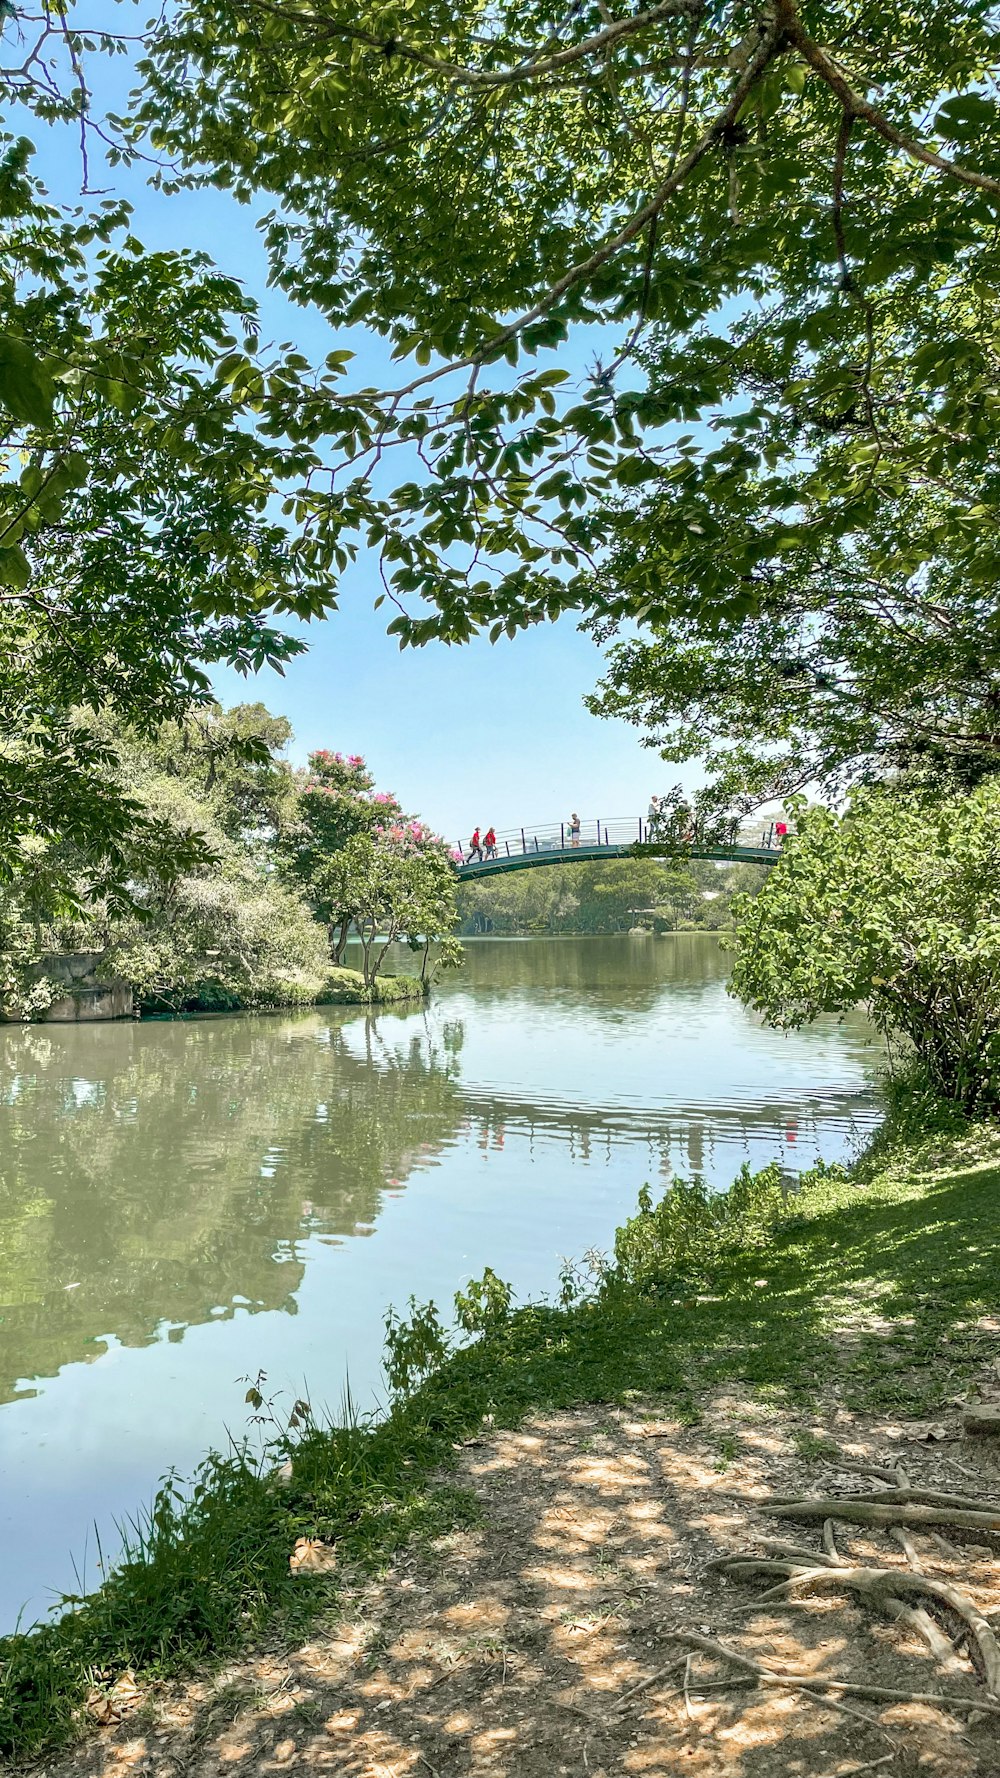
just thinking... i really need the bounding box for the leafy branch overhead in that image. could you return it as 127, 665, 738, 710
4, 0, 1000, 848
122, 0, 989, 682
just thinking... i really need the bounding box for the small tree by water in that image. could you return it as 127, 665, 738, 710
730, 785, 1000, 1113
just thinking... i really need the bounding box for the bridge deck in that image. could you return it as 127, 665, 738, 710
456, 824, 781, 879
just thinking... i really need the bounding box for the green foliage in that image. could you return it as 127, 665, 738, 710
116, 0, 1000, 812
383, 1297, 451, 1396
320, 966, 427, 1005
279, 752, 459, 979
0, 136, 329, 897
280, 753, 384, 946
12, 1, 997, 848
457, 857, 714, 935
111, 862, 330, 1016
0, 705, 331, 1018
323, 833, 460, 989
611, 1163, 786, 1293
8, 2, 1000, 853
731, 784, 1000, 1111
0, 707, 461, 1016
385, 1265, 515, 1395
454, 1267, 513, 1335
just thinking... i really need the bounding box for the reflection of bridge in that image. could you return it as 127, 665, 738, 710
456, 818, 782, 878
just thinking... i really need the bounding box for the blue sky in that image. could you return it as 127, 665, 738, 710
22, 10, 700, 845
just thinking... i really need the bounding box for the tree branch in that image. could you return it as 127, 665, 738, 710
233, 0, 705, 88
778, 0, 1000, 197
361, 17, 781, 409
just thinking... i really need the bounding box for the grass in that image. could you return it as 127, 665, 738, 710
319, 966, 428, 1005
2, 1090, 999, 1762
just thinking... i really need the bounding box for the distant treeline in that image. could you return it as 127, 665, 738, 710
456, 857, 767, 937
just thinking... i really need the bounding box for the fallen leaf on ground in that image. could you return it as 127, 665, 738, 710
84, 1671, 141, 1724
289, 1537, 337, 1573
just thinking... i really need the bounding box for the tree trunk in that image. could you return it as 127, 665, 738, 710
359, 920, 375, 988
331, 913, 351, 964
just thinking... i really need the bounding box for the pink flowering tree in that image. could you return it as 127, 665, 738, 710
281, 749, 458, 970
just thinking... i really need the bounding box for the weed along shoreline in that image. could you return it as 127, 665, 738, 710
4, 1088, 1000, 1774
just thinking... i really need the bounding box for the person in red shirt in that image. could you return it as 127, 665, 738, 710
466, 827, 483, 863
484, 826, 497, 859
775, 820, 788, 844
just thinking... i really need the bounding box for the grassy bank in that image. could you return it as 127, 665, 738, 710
319, 967, 428, 1005
137, 967, 428, 1018
3, 1089, 999, 1760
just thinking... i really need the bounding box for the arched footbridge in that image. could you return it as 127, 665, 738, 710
455, 818, 784, 879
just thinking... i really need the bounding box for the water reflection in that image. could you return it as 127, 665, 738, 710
0, 935, 881, 1628
0, 1010, 471, 1404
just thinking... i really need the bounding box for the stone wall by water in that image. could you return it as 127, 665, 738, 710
30, 952, 133, 1022
42, 981, 134, 1021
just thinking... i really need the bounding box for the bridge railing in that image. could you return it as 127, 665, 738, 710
457, 817, 784, 862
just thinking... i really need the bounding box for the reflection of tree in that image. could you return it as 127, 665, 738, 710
0, 1010, 467, 1402
436, 930, 733, 1005
0, 938, 879, 1404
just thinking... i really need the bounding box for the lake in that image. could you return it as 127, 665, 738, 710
0, 934, 881, 1631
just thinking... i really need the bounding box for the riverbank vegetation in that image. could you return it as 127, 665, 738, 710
733, 784, 1000, 1113
4, 1079, 997, 1761
458, 856, 766, 936
322, 966, 428, 1006
0, 708, 458, 1021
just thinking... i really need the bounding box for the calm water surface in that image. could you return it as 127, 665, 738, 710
0, 935, 881, 1629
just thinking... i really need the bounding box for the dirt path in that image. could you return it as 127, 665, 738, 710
39, 1379, 1000, 1778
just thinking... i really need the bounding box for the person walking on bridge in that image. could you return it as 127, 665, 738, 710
569, 812, 581, 848
484, 826, 497, 859
466, 827, 483, 863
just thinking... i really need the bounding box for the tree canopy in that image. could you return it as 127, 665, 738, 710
0, 706, 460, 1015
116, 0, 1000, 800
730, 786, 1000, 1111
6, 0, 1000, 848
0, 28, 340, 893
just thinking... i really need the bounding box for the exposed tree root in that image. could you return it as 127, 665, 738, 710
927, 1530, 963, 1560
712, 1469, 1000, 1706
713, 1556, 1000, 1693
823, 1517, 845, 1565
665, 1629, 1000, 1716
887, 1525, 922, 1570
759, 1495, 1000, 1536
882, 1598, 967, 1676
764, 1484, 998, 1513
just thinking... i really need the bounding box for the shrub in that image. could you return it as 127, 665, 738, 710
611, 1162, 785, 1292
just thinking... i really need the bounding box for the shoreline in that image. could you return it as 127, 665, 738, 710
3, 1086, 998, 1763
2, 968, 430, 1026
